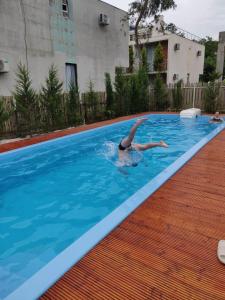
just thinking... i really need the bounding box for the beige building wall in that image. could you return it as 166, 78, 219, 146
129, 18, 205, 84
167, 35, 205, 84
0, 0, 129, 96
74, 0, 129, 92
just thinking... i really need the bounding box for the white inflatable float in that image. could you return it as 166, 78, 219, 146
180, 108, 201, 119
218, 240, 225, 264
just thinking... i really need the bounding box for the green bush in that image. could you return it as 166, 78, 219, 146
114, 67, 130, 116
83, 81, 99, 122
67, 83, 81, 126
0, 97, 10, 134
129, 46, 134, 73
105, 73, 115, 119
129, 73, 140, 114
13, 63, 38, 136
137, 69, 149, 112
154, 43, 164, 72
204, 81, 220, 113
41, 65, 64, 130
172, 80, 183, 111
153, 74, 169, 111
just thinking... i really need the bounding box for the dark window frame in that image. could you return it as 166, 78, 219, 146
62, 0, 69, 17
65, 63, 78, 91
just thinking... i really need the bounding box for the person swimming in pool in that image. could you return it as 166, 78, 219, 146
210, 112, 224, 123
118, 118, 168, 167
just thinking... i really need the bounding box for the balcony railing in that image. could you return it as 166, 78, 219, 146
130, 25, 203, 44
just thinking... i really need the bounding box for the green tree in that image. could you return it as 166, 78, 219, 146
137, 47, 149, 112
85, 81, 98, 121
67, 82, 80, 126
172, 79, 183, 111
153, 74, 169, 111
13, 63, 38, 136
105, 73, 115, 118
129, 46, 135, 73
165, 22, 177, 33
129, 73, 140, 114
0, 97, 10, 134
154, 43, 164, 72
41, 65, 63, 130
128, 0, 176, 58
200, 37, 220, 82
114, 67, 129, 116
141, 46, 148, 71
204, 81, 220, 113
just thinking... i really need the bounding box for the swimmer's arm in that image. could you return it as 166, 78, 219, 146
118, 166, 129, 175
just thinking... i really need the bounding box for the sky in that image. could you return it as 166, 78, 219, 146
103, 0, 225, 40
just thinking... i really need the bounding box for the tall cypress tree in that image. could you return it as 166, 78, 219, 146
138, 47, 149, 112
154, 43, 164, 72
67, 82, 80, 126
41, 65, 63, 130
114, 67, 126, 116
13, 63, 38, 136
105, 73, 114, 112
0, 98, 10, 134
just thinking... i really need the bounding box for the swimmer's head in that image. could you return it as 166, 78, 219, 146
215, 111, 220, 117
132, 163, 138, 167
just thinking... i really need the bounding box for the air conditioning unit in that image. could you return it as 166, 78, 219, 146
0, 59, 9, 73
173, 74, 179, 81
174, 43, 180, 51
197, 50, 202, 56
99, 13, 110, 26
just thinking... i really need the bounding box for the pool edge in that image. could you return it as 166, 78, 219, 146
3, 121, 225, 300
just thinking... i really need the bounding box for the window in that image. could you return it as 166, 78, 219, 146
65, 63, 77, 91
62, 0, 69, 17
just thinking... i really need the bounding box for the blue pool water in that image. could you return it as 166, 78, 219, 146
0, 114, 224, 299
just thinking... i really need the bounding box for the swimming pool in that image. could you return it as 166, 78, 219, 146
0, 114, 224, 300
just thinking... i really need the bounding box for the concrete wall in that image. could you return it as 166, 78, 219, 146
74, 0, 129, 92
0, 0, 128, 96
0, 0, 55, 96
129, 22, 205, 84
167, 35, 205, 84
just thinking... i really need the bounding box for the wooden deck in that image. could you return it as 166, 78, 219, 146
1, 114, 225, 300
40, 130, 225, 299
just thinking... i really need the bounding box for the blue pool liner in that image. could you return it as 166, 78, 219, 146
2, 115, 225, 300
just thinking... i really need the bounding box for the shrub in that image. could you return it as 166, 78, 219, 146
67, 82, 81, 126
172, 80, 183, 111
83, 81, 99, 122
105, 73, 114, 117
154, 43, 164, 72
129, 73, 140, 114
41, 65, 63, 130
153, 74, 169, 111
138, 73, 149, 112
129, 46, 134, 73
114, 67, 129, 116
13, 63, 38, 136
0, 97, 10, 134
204, 81, 220, 113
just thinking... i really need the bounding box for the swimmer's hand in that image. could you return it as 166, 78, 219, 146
135, 118, 148, 126
160, 141, 169, 148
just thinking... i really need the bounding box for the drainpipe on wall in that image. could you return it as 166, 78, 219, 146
19, 0, 29, 69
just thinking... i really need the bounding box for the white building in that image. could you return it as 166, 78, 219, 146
0, 0, 129, 96
129, 17, 205, 84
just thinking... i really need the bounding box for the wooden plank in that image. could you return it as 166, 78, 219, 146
40, 128, 225, 300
